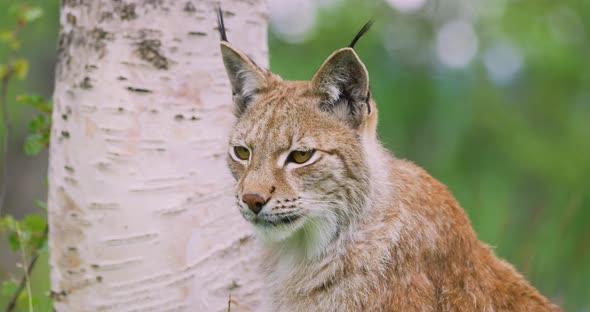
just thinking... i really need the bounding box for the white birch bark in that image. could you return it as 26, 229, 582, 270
48, 1, 268, 311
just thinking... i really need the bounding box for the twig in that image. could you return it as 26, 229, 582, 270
16, 224, 33, 311
4, 225, 48, 312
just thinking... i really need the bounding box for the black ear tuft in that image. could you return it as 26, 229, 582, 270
349, 19, 374, 49
216, 6, 228, 42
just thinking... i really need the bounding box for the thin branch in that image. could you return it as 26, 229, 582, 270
16, 224, 34, 312
4, 225, 48, 312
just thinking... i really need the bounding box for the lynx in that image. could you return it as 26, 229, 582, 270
217, 11, 561, 312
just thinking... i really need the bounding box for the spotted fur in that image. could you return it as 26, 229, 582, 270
219, 25, 561, 312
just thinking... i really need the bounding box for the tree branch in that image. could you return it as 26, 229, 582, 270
4, 225, 48, 312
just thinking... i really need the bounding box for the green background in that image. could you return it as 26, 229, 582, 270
1, 0, 589, 310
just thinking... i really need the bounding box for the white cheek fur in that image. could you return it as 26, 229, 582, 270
276, 151, 290, 168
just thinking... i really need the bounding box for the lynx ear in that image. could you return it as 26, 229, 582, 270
311, 48, 370, 128
220, 42, 267, 117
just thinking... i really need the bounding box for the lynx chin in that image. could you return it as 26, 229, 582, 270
217, 10, 561, 312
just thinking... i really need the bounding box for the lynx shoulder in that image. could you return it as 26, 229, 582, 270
217, 10, 561, 312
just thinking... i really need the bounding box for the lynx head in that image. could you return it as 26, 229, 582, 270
218, 10, 379, 258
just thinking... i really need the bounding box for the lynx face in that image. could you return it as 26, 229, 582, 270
220, 25, 376, 256
226, 80, 371, 248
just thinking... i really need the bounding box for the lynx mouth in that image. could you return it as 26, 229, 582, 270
252, 214, 302, 227
275, 214, 301, 225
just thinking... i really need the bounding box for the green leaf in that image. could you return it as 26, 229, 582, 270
17, 94, 52, 113
17, 94, 44, 105
24, 6, 43, 23
28, 115, 48, 132
12, 58, 28, 80
1, 280, 18, 296
24, 133, 45, 155
28, 116, 39, 131
8, 231, 20, 251
24, 214, 46, 233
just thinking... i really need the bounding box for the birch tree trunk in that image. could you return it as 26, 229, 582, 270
48, 1, 267, 311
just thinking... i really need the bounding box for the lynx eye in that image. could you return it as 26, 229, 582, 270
288, 150, 315, 164
233, 146, 250, 160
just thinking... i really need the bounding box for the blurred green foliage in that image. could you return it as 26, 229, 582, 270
0, 0, 588, 311
0, 1, 54, 310
18, 94, 52, 155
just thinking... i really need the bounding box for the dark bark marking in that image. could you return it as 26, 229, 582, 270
56, 30, 74, 77
126, 86, 153, 93
66, 12, 77, 26
80, 76, 92, 89
184, 1, 196, 12
143, 0, 165, 9
136, 38, 169, 69
99, 11, 113, 22
84, 64, 98, 72
50, 290, 69, 301
58, 27, 114, 70
119, 3, 138, 20
228, 280, 240, 291
188, 31, 207, 37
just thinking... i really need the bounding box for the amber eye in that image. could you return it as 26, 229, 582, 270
234, 146, 250, 160
288, 150, 315, 164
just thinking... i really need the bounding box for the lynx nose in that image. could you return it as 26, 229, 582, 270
242, 193, 267, 214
